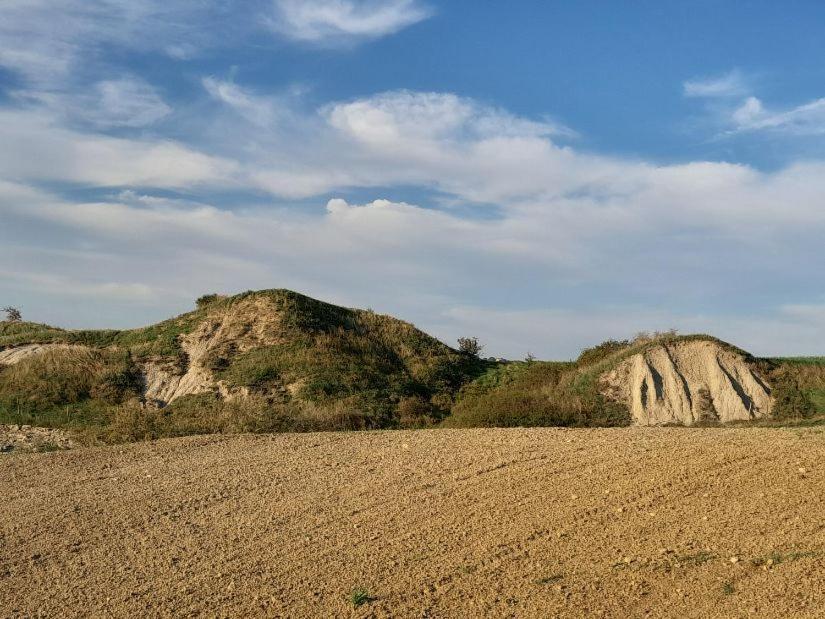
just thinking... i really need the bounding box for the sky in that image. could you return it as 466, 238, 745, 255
1, 0, 825, 359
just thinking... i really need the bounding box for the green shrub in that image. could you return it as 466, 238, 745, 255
446, 360, 630, 428
771, 379, 816, 420
577, 339, 631, 366
195, 294, 221, 309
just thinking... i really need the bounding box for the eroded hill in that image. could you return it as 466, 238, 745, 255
601, 339, 772, 425
1, 295, 823, 441
448, 335, 823, 428
0, 290, 483, 440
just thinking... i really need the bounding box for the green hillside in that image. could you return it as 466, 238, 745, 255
0, 290, 485, 441
2, 297, 824, 443
446, 334, 824, 428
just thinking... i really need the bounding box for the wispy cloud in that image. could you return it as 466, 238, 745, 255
268, 0, 433, 45
0, 1, 207, 86
203, 77, 284, 127
0, 108, 236, 188
730, 95, 825, 135
683, 70, 749, 98
685, 69, 825, 138
20, 77, 172, 128
0, 1, 823, 356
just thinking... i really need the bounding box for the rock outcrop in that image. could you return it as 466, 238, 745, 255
0, 344, 85, 366
601, 339, 772, 425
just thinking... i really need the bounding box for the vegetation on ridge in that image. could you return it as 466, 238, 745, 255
0, 289, 487, 441
1, 292, 823, 443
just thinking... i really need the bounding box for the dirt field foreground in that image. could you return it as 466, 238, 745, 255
2, 428, 824, 618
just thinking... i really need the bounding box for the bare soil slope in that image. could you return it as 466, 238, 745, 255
2, 427, 824, 618
602, 340, 772, 425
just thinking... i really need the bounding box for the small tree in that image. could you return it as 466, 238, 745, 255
525, 352, 536, 364
457, 336, 483, 358
2, 306, 21, 322
195, 294, 220, 309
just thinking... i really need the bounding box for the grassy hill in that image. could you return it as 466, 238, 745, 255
2, 298, 823, 443
447, 334, 825, 428
0, 290, 485, 441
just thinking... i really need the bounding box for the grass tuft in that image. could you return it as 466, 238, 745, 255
348, 587, 373, 608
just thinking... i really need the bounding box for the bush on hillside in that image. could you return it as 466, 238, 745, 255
195, 294, 221, 309
106, 395, 306, 442
457, 337, 483, 358
576, 339, 631, 367
771, 378, 816, 420
446, 361, 629, 429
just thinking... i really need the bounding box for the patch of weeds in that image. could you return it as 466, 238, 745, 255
348, 587, 374, 608
34, 442, 64, 453
721, 582, 735, 595
751, 550, 820, 567
534, 574, 563, 585
675, 551, 718, 567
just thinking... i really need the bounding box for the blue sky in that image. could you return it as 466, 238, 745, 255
1, 1, 824, 358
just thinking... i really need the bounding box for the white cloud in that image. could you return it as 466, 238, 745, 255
326, 90, 569, 145
684, 70, 749, 98
2, 79, 825, 355
84, 78, 172, 127
730, 95, 825, 135
203, 77, 284, 127
0, 1, 206, 86
20, 77, 172, 128
684, 70, 825, 137
0, 1, 429, 93
268, 0, 432, 44
0, 108, 236, 188
0, 269, 156, 302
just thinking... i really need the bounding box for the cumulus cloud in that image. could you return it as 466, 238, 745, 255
0, 22, 823, 355
326, 90, 570, 144
3, 177, 824, 356
268, 0, 432, 44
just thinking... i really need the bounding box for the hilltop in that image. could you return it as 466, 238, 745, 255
0, 289, 484, 441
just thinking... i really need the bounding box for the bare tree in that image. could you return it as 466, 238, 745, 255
457, 336, 483, 358
2, 306, 21, 322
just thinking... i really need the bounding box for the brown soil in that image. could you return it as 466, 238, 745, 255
0, 424, 78, 453
2, 427, 824, 618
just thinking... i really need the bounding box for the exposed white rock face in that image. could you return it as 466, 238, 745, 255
139, 297, 282, 406
0, 344, 83, 366
602, 340, 772, 425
